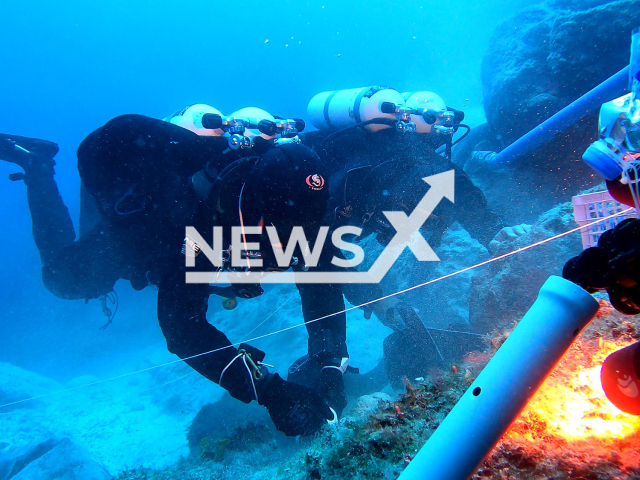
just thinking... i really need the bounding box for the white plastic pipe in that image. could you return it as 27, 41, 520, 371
398, 275, 599, 480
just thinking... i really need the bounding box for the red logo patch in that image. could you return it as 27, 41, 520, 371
306, 174, 325, 191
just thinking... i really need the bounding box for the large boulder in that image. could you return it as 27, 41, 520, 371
482, 0, 638, 145
468, 201, 583, 333
0, 363, 63, 413
0, 438, 111, 480
460, 0, 640, 222
187, 393, 275, 456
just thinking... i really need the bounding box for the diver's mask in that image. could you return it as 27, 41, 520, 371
582, 94, 640, 181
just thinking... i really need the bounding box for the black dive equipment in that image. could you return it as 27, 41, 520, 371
568, 27, 640, 415
600, 340, 640, 415
307, 86, 468, 161
200, 113, 305, 151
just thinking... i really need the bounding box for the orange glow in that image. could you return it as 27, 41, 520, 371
508, 339, 640, 442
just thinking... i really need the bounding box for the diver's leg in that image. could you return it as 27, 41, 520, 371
1, 134, 76, 265
24, 159, 77, 265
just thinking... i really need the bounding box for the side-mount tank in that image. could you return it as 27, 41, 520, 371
307, 86, 404, 132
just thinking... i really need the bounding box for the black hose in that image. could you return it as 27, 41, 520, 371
321, 118, 397, 144
451, 124, 471, 147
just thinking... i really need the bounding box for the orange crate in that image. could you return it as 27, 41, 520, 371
572, 191, 636, 249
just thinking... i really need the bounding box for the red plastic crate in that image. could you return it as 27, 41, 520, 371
572, 191, 637, 249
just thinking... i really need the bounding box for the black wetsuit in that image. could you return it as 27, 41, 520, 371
31, 115, 215, 300
20, 115, 348, 404
302, 128, 505, 390
303, 128, 505, 249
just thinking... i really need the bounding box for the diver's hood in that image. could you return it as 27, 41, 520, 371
77, 114, 228, 213
240, 143, 329, 236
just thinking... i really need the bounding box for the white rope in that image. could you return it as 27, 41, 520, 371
244, 356, 259, 402
239, 293, 296, 343
218, 353, 244, 387
427, 329, 446, 363
0, 207, 631, 411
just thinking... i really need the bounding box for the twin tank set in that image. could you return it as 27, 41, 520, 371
164, 86, 456, 148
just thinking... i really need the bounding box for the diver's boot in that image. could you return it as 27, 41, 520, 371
317, 358, 348, 418
1, 134, 74, 264
0, 133, 58, 181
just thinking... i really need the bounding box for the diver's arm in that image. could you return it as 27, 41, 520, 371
294, 245, 348, 360
156, 265, 336, 433
156, 267, 265, 403
296, 281, 348, 359
293, 244, 349, 415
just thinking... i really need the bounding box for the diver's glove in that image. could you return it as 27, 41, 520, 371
563, 218, 640, 314
259, 373, 335, 437
317, 359, 348, 417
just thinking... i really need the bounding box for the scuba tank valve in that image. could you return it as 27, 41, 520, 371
402, 91, 450, 134
199, 108, 306, 151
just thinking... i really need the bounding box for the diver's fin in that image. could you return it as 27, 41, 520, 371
0, 133, 59, 169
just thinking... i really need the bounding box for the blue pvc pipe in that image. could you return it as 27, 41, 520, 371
397, 276, 599, 480
489, 66, 630, 169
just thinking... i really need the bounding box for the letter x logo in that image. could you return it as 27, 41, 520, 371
185, 170, 455, 284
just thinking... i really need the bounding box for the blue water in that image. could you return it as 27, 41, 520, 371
0, 0, 531, 378
0, 0, 544, 476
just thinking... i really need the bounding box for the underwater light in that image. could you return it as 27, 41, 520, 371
601, 340, 640, 416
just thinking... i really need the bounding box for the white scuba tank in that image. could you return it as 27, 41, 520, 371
229, 107, 277, 140
164, 104, 224, 136
402, 91, 447, 134
307, 86, 405, 133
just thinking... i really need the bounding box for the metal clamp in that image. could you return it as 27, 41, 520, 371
228, 134, 253, 150
239, 349, 264, 381
396, 121, 416, 133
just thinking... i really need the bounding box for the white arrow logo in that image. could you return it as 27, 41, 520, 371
186, 170, 455, 284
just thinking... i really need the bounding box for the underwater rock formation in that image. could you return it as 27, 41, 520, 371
459, 0, 640, 221
187, 394, 275, 456
468, 201, 583, 333
113, 304, 640, 480
0, 363, 63, 412
0, 438, 111, 480
380, 223, 489, 330
482, 0, 638, 145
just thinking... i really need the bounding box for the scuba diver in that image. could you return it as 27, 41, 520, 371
1, 92, 533, 427
0, 110, 346, 436
563, 26, 640, 416
301, 87, 532, 388
302, 88, 518, 253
